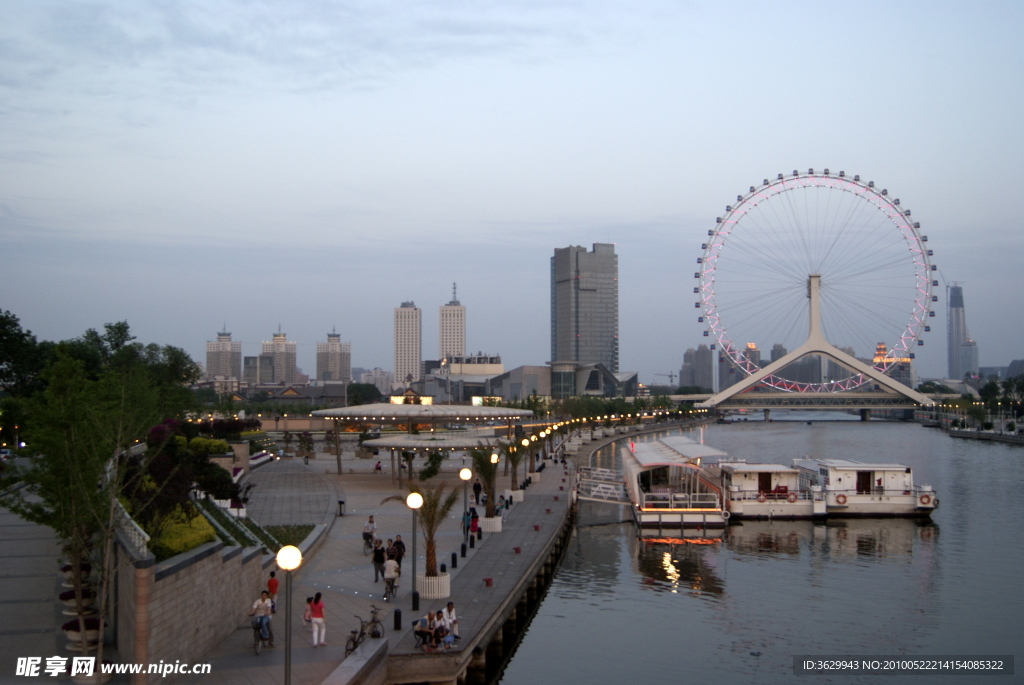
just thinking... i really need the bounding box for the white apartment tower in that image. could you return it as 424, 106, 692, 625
205, 330, 242, 380
440, 283, 466, 360
316, 330, 352, 382
261, 330, 297, 385
394, 302, 422, 387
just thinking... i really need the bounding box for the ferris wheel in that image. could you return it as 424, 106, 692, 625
696, 169, 936, 393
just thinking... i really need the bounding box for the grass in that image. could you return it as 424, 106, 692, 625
197, 498, 254, 547
265, 525, 315, 548
239, 517, 282, 552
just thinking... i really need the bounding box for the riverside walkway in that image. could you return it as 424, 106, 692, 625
174, 451, 573, 685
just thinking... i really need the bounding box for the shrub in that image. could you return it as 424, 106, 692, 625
188, 436, 230, 455
148, 510, 216, 561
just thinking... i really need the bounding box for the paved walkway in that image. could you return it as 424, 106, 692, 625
175, 451, 563, 685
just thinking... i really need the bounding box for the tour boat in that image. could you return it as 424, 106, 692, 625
623, 436, 729, 536
710, 462, 827, 520
792, 458, 939, 517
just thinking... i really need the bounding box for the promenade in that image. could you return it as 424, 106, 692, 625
175, 450, 573, 685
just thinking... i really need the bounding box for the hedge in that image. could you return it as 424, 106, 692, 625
149, 510, 217, 561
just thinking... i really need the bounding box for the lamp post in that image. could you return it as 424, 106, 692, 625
459, 468, 472, 542
406, 492, 423, 611
276, 545, 303, 685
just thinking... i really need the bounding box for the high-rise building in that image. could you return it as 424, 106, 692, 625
394, 301, 422, 388
439, 284, 465, 360
261, 330, 297, 385
770, 344, 788, 363
947, 284, 979, 380
550, 243, 619, 372
316, 330, 352, 382
205, 330, 241, 380
693, 344, 714, 391
361, 368, 394, 395
743, 343, 761, 369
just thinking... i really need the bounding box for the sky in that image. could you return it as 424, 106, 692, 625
2, 1, 1022, 385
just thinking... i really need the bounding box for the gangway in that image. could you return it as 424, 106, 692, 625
577, 467, 629, 504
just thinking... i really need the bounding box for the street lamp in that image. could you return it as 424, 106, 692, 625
406, 492, 423, 611
276, 545, 303, 685
459, 468, 472, 542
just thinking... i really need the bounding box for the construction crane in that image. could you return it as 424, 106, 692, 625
654, 372, 677, 386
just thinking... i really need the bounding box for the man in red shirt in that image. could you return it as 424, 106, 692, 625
267, 571, 279, 613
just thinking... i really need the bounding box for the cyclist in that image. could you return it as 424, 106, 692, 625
249, 590, 274, 648
383, 553, 400, 598
362, 516, 377, 548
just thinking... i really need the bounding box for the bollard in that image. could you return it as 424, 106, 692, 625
393, 608, 402, 631
533, 524, 540, 531
469, 535, 475, 549
440, 562, 447, 574
513, 546, 521, 554
452, 552, 458, 569
412, 590, 420, 612
477, 529, 483, 541
461, 542, 467, 558
483, 577, 493, 587
337, 500, 346, 516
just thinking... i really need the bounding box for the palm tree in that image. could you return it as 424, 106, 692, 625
469, 446, 499, 518
381, 482, 459, 576
500, 441, 524, 491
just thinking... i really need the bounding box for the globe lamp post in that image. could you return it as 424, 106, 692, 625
276, 545, 303, 685
407, 492, 423, 610
459, 468, 472, 542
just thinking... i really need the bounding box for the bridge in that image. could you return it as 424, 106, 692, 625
693, 275, 935, 413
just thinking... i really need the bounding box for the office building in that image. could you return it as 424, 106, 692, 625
205, 330, 241, 380
948, 284, 980, 380
360, 368, 394, 396
316, 330, 352, 382
440, 284, 465, 360
550, 243, 618, 372
261, 330, 297, 385
394, 301, 422, 388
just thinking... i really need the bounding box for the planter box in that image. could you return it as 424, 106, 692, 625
416, 572, 451, 599
479, 516, 502, 533
510, 490, 525, 503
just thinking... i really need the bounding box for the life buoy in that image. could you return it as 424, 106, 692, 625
787, 492, 798, 503
919, 494, 932, 506
835, 494, 847, 505
756, 493, 767, 503
721, 510, 731, 520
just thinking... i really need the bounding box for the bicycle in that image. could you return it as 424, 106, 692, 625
345, 604, 385, 656
252, 617, 268, 655
383, 575, 398, 602
362, 534, 374, 556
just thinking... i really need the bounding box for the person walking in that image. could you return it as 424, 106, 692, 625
393, 534, 406, 569
310, 592, 326, 647
472, 478, 482, 505
267, 571, 279, 613
372, 539, 387, 582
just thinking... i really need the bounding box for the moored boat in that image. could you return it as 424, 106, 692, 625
711, 462, 826, 519
792, 458, 938, 517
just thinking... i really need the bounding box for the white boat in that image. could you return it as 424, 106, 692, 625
711, 462, 827, 520
792, 458, 939, 517
623, 436, 729, 536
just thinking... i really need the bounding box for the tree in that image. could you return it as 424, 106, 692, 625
348, 383, 382, 406
470, 446, 500, 518
382, 482, 459, 576
501, 441, 524, 491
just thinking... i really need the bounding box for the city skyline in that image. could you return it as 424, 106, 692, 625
3, 3, 1022, 385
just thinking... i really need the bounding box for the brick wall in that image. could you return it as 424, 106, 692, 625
117, 539, 269, 684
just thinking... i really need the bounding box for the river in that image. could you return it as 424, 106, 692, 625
497, 413, 1023, 684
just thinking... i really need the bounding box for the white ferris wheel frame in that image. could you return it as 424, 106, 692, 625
696, 169, 936, 393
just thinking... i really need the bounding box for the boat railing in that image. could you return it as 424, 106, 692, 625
641, 491, 720, 509
824, 487, 927, 498
728, 490, 818, 502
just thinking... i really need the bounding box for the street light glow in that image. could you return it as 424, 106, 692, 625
407, 492, 424, 509
459, 467, 472, 481
276, 545, 303, 571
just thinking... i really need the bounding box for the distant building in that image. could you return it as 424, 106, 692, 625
948, 285, 980, 380
316, 330, 352, 382
205, 330, 241, 380
1007, 359, 1024, 379
442, 353, 503, 376
551, 243, 618, 372
360, 368, 394, 395
680, 345, 713, 391
261, 331, 297, 385
770, 344, 788, 363
873, 342, 913, 388
743, 343, 761, 369
394, 301, 422, 388
440, 284, 466, 360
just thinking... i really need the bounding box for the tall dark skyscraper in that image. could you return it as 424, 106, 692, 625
947, 284, 979, 380
550, 243, 619, 372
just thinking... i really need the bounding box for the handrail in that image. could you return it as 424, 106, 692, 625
114, 499, 151, 561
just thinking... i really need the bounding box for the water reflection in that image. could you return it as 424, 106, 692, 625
727, 518, 938, 560
631, 536, 725, 597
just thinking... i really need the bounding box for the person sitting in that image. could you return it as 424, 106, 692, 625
441, 601, 460, 640
434, 621, 453, 650
414, 611, 436, 650
374, 461, 382, 473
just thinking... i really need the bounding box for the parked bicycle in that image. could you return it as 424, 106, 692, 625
345, 605, 385, 656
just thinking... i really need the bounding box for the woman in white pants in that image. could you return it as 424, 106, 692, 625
310, 592, 326, 646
